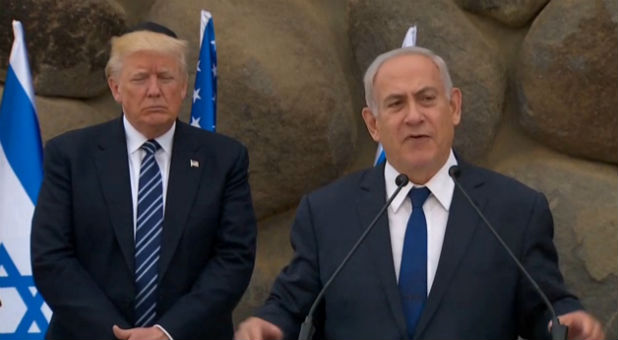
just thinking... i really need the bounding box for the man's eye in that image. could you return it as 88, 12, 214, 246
159, 75, 175, 82
131, 76, 147, 82
387, 101, 402, 108
420, 95, 436, 105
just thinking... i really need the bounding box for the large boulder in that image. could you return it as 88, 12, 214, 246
0, 0, 127, 98
113, 0, 157, 25
494, 152, 618, 338
148, 0, 359, 219
35, 94, 121, 142
348, 0, 506, 162
454, 0, 549, 27
516, 0, 618, 164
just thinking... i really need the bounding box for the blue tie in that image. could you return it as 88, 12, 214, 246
399, 187, 431, 339
134, 140, 163, 327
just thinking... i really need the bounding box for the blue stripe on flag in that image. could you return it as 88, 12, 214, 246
0, 245, 48, 340
0, 66, 43, 204
374, 151, 386, 166
190, 11, 217, 132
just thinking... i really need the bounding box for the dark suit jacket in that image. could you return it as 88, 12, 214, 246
31, 117, 256, 339
256, 160, 582, 339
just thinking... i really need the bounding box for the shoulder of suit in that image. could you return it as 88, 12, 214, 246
178, 120, 246, 150
45, 118, 120, 148
306, 167, 375, 199
459, 161, 542, 198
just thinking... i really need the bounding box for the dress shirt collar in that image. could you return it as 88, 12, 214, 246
385, 149, 458, 213
123, 115, 175, 155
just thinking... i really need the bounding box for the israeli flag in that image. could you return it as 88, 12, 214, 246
190, 10, 217, 132
0, 20, 49, 339
374, 25, 417, 166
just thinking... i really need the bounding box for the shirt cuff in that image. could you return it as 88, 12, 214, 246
155, 324, 174, 340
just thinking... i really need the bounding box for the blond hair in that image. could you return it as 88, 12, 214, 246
105, 30, 188, 79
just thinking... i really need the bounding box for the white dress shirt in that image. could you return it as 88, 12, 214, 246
384, 150, 458, 295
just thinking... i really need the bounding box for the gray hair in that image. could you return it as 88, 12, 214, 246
363, 46, 453, 115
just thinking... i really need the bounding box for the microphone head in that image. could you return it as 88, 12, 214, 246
395, 174, 409, 187
448, 165, 461, 178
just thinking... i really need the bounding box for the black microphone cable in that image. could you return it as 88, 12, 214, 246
448, 165, 567, 340
298, 174, 410, 340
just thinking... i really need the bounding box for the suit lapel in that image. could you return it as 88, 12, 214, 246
414, 162, 486, 338
158, 122, 202, 278
356, 164, 408, 339
94, 118, 135, 272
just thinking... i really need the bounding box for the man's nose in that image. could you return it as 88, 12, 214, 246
145, 76, 162, 97
403, 101, 423, 124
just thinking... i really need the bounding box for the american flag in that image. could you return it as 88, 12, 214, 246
190, 10, 217, 132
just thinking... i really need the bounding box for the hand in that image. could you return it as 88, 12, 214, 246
113, 325, 169, 340
551, 310, 605, 340
234, 317, 283, 340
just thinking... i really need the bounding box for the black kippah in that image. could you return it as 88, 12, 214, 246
127, 21, 177, 38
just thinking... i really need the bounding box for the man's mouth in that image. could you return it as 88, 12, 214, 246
408, 134, 429, 140
144, 106, 167, 112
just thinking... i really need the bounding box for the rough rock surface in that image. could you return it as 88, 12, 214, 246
516, 0, 618, 164
455, 0, 549, 27
149, 0, 358, 218
0, 0, 127, 98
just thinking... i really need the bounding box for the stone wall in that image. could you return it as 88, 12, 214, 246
1, 0, 616, 337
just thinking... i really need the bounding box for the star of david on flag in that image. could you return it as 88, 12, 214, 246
0, 20, 49, 339
190, 10, 217, 132
374, 25, 417, 166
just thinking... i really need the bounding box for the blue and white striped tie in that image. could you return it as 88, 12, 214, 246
134, 140, 163, 327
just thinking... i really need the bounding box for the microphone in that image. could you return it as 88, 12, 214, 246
298, 174, 410, 340
448, 165, 568, 340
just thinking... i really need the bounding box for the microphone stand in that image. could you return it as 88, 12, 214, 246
448, 166, 567, 340
298, 174, 409, 340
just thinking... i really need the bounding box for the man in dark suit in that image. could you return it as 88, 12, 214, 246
31, 23, 256, 339
235, 47, 603, 339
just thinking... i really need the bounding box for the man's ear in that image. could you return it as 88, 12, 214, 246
108, 77, 122, 103
362, 107, 380, 142
180, 78, 188, 100
449, 88, 462, 126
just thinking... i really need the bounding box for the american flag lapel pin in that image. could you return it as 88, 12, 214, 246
190, 159, 199, 168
